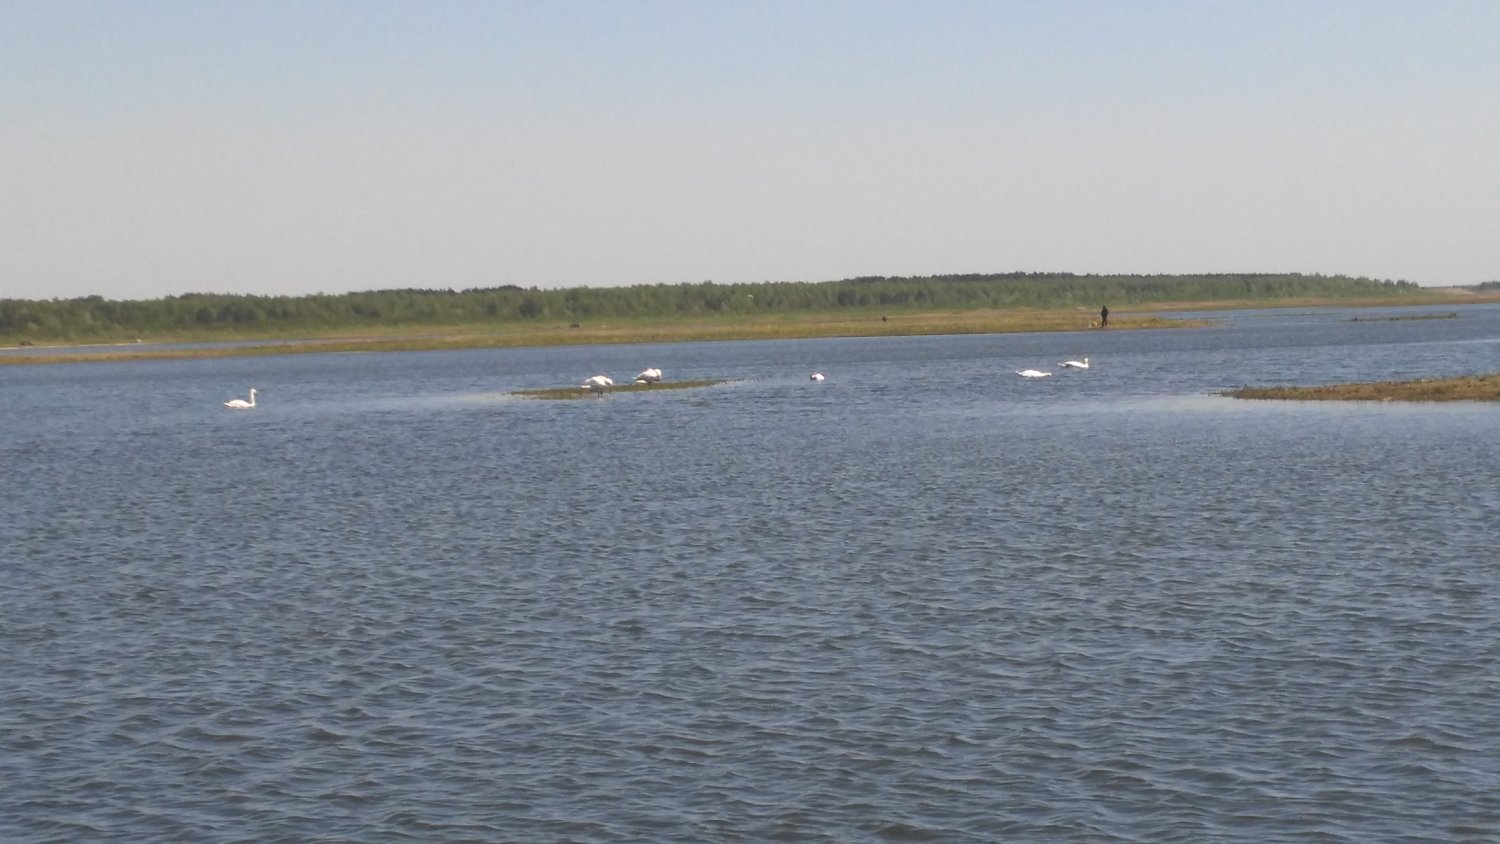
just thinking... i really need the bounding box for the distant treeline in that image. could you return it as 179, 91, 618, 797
2, 272, 1421, 342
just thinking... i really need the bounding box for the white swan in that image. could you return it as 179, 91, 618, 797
1059, 357, 1090, 369
224, 388, 257, 409
581, 375, 614, 393
1015, 369, 1052, 379
810, 372, 825, 382
633, 367, 662, 384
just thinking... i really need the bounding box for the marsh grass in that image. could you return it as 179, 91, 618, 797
1224, 371, 1500, 402
1, 309, 1197, 365
513, 378, 729, 400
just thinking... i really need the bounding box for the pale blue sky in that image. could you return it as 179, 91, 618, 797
3, 1, 1496, 300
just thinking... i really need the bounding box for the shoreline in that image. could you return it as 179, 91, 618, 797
4, 294, 1496, 366
1, 309, 1198, 365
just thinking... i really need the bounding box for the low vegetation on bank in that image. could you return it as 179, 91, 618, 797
6, 272, 1494, 366
0, 271, 1445, 348
1, 309, 1196, 365
1223, 372, 1500, 402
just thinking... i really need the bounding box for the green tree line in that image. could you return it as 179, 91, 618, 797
1, 272, 1420, 343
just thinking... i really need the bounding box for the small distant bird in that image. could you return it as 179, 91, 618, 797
810, 372, 825, 382
224, 388, 257, 409
1016, 369, 1052, 379
1059, 357, 1090, 370
581, 375, 614, 393
633, 367, 662, 384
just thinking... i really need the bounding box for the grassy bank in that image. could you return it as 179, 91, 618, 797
1224, 372, 1500, 402
7, 290, 1496, 366
0, 308, 1196, 365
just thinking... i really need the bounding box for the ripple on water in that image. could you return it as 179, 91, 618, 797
6, 325, 1500, 841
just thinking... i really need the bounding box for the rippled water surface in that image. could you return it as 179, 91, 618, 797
4, 305, 1500, 842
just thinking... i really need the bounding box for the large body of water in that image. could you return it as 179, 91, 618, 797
4, 304, 1499, 842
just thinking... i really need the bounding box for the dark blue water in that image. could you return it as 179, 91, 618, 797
4, 305, 1499, 842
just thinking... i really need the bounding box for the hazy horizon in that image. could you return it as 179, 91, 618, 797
0, 270, 1447, 307
3, 1, 1497, 301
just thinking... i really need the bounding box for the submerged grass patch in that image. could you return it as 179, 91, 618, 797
512, 378, 729, 400
1347, 312, 1459, 322
1223, 371, 1500, 402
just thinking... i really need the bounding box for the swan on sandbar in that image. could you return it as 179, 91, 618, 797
581, 375, 614, 394
633, 367, 662, 384
810, 372, 825, 382
1059, 357, 1090, 369
224, 388, 257, 409
1015, 369, 1052, 379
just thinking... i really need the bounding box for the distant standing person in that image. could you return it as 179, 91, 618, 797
1099, 305, 1109, 328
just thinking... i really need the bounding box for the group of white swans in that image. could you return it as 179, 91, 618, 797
580, 367, 827, 394
224, 358, 1081, 408
1017, 357, 1089, 379
223, 365, 802, 408
581, 367, 664, 393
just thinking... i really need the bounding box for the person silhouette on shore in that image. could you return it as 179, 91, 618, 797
1099, 305, 1109, 328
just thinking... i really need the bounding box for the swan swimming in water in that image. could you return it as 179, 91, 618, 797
810, 372, 825, 382
581, 375, 614, 394
633, 367, 662, 384
224, 388, 257, 409
1059, 357, 1090, 369
1015, 369, 1052, 379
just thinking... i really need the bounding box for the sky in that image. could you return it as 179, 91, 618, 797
2, 1, 1497, 301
